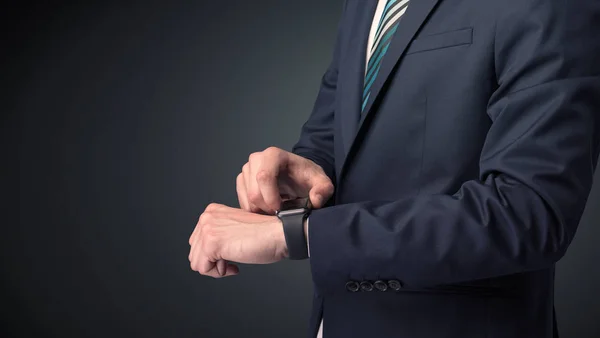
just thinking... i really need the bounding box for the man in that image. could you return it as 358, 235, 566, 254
188, 0, 600, 337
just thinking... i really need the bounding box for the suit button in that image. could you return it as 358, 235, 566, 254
345, 281, 360, 292
388, 279, 403, 291
360, 281, 373, 292
374, 280, 388, 291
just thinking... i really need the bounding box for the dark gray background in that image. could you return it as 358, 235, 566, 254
2, 1, 599, 337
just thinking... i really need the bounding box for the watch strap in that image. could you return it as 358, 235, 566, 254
279, 212, 309, 260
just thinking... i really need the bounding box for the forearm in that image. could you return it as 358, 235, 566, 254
307, 174, 583, 294
306, 78, 600, 295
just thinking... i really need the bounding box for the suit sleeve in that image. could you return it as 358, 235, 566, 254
290, 2, 349, 185
307, 0, 600, 295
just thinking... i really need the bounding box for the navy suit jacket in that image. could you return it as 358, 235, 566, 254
291, 0, 600, 337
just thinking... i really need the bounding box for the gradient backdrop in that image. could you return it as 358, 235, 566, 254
2, 1, 600, 337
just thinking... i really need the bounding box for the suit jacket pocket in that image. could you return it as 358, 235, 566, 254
405, 27, 473, 55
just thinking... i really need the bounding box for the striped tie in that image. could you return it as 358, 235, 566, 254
362, 0, 410, 113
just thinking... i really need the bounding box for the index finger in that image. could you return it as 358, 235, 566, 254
255, 148, 288, 213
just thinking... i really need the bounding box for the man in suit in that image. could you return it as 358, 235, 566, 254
188, 0, 600, 336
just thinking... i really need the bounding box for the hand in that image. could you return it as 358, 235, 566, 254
188, 203, 288, 278
237, 146, 334, 214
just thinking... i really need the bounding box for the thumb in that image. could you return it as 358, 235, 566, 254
308, 177, 334, 209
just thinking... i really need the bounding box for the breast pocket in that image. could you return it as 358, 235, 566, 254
405, 27, 473, 55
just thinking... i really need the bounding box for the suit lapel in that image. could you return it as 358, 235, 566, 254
338, 0, 441, 185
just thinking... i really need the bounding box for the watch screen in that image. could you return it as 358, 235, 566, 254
279, 197, 312, 211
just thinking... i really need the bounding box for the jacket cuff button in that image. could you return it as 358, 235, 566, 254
345, 281, 360, 292
388, 279, 403, 291
374, 280, 388, 291
360, 281, 374, 292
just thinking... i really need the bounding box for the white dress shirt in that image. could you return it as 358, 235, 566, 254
312, 2, 389, 336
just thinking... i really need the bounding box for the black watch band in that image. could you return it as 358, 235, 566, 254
277, 212, 309, 260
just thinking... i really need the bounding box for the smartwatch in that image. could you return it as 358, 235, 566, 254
276, 197, 312, 260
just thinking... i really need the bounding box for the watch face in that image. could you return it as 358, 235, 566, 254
280, 197, 311, 210
276, 197, 312, 215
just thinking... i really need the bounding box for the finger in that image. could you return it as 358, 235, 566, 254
189, 239, 204, 270
198, 257, 216, 276
200, 263, 240, 278
285, 154, 333, 208
307, 168, 335, 209
197, 256, 240, 278
236, 173, 251, 211
243, 163, 261, 213
216, 259, 227, 276
224, 263, 240, 276
188, 228, 198, 261
256, 148, 287, 213
247, 155, 271, 212
308, 182, 334, 208
188, 245, 194, 263
189, 223, 200, 246
189, 213, 206, 246
190, 208, 215, 246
